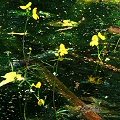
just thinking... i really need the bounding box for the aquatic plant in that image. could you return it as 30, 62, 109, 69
20, 2, 32, 10
38, 99, 45, 106
90, 32, 106, 61
19, 2, 39, 59
1, 0, 120, 120
55, 44, 68, 56
55, 108, 71, 120
0, 2, 71, 118
20, 2, 39, 20
0, 3, 42, 117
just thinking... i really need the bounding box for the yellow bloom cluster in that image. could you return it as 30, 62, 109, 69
55, 44, 68, 57
0, 72, 23, 87
20, 2, 39, 20
31, 82, 41, 88
90, 32, 106, 47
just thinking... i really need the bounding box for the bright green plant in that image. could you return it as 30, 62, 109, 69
55, 108, 70, 120
89, 32, 108, 76
54, 43, 69, 75
50, 44, 69, 112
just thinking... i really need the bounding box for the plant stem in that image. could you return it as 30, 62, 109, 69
113, 38, 120, 52
53, 60, 59, 112
97, 45, 100, 60
23, 99, 27, 120
22, 17, 29, 59
38, 89, 40, 99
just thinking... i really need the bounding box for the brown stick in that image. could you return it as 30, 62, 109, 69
108, 26, 120, 34
38, 65, 102, 120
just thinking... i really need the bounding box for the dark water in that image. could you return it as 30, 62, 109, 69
0, 0, 120, 120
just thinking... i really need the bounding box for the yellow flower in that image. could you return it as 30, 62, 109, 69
55, 44, 68, 57
98, 32, 106, 40
88, 76, 103, 84
90, 35, 99, 47
35, 82, 41, 88
31, 82, 41, 88
90, 32, 106, 47
20, 2, 32, 10
32, 8, 39, 20
88, 76, 96, 83
38, 99, 45, 106
0, 72, 23, 87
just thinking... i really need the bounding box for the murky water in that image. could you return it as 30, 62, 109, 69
0, 0, 120, 120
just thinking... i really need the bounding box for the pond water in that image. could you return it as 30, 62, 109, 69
0, 0, 120, 120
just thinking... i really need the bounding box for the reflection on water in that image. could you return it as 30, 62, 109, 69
0, 0, 120, 120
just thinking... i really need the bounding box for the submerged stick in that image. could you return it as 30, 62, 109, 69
38, 65, 102, 120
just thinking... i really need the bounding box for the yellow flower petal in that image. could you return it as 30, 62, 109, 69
92, 35, 99, 41
38, 99, 45, 106
16, 74, 23, 81
55, 53, 59, 56
32, 8, 39, 20
20, 2, 32, 10
90, 40, 98, 47
33, 14, 39, 20
60, 52, 64, 56
98, 32, 106, 40
32, 7, 37, 14
60, 44, 65, 49
35, 82, 41, 88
